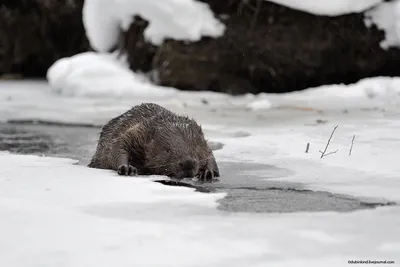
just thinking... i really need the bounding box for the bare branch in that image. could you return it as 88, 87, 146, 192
320, 125, 338, 158
349, 135, 355, 156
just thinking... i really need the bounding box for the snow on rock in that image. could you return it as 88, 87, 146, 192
0, 152, 399, 266
265, 0, 383, 16
82, 0, 120, 52
82, 0, 225, 52
364, 0, 400, 49
46, 51, 177, 98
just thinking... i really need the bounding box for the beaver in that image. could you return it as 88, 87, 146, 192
88, 103, 220, 182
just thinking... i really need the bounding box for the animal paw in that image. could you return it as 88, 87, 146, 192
117, 165, 138, 176
197, 169, 215, 183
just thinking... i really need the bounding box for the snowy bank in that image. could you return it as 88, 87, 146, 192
265, 76, 400, 110
82, 0, 225, 52
0, 152, 399, 267
45, 48, 400, 112
266, 0, 383, 16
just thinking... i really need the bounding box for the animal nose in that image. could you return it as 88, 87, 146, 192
179, 156, 196, 172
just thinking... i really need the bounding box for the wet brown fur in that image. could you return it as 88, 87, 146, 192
88, 103, 220, 181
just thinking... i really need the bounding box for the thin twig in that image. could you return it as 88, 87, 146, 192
349, 135, 355, 156
305, 143, 310, 153
320, 125, 338, 158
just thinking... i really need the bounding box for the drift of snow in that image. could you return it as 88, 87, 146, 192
82, 0, 225, 52
274, 77, 400, 104
265, 0, 382, 16
46, 52, 177, 98
364, 0, 400, 49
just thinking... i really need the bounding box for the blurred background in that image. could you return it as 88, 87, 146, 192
1, 0, 399, 95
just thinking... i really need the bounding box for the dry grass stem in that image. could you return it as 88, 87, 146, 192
349, 135, 355, 156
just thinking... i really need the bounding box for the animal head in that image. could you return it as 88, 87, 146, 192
144, 118, 215, 179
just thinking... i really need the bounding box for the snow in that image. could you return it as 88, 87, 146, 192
218, 118, 400, 203
364, 0, 400, 49
268, 76, 400, 111
2, 77, 400, 201
3, 1, 400, 263
4, 76, 397, 129
82, 0, 225, 52
46, 51, 177, 98
80, 0, 393, 58
46, 43, 400, 107
0, 152, 399, 267
1, 77, 400, 265
263, 0, 400, 50
246, 95, 272, 110
265, 0, 382, 16
80, 0, 387, 54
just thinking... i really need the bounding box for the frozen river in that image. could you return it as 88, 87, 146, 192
1, 80, 399, 266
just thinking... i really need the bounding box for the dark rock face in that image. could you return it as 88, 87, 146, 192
124, 0, 400, 94
0, 0, 90, 77
119, 15, 156, 73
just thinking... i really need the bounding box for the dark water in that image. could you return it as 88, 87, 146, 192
0, 121, 395, 213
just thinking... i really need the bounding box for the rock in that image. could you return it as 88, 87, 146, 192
0, 0, 90, 77
123, 0, 400, 94
118, 15, 157, 73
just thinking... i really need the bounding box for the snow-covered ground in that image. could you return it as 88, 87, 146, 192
0, 152, 399, 267
1, 78, 400, 266
2, 0, 400, 265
